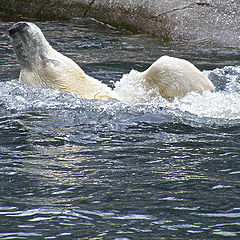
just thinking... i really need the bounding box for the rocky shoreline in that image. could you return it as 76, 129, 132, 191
1, 0, 239, 48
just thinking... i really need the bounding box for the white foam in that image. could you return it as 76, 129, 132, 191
114, 70, 168, 105
168, 91, 240, 120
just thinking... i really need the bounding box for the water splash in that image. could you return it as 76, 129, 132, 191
0, 66, 239, 121
114, 69, 166, 105
114, 66, 240, 120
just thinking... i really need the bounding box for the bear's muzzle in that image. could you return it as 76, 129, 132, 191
9, 22, 29, 35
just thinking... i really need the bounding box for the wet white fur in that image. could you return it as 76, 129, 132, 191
142, 56, 215, 99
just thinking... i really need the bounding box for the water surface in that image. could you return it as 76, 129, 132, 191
0, 19, 239, 239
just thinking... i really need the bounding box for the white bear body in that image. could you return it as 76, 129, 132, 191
141, 56, 215, 99
19, 47, 117, 100
9, 22, 215, 102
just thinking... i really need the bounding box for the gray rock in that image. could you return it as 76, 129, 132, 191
1, 0, 239, 48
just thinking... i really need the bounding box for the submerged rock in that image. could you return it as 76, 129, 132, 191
1, 0, 239, 48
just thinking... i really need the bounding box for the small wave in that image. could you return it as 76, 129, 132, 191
195, 212, 240, 218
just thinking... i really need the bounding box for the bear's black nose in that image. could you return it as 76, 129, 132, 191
9, 22, 29, 35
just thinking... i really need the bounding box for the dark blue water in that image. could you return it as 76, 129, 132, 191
0, 19, 240, 239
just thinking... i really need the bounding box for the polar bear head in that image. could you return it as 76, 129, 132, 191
9, 22, 52, 69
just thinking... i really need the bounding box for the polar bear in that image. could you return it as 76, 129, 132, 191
9, 22, 117, 100
9, 22, 215, 101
